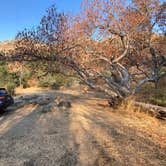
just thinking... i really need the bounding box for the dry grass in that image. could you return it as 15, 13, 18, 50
15, 87, 49, 95
116, 98, 166, 147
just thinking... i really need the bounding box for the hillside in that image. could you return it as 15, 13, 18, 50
0, 40, 15, 52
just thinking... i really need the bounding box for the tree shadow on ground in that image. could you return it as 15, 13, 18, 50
76, 110, 166, 166
0, 91, 81, 166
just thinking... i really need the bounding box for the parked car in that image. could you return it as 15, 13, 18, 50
0, 88, 14, 111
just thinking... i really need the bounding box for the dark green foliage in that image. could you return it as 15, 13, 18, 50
38, 73, 79, 89
7, 84, 15, 95
38, 81, 50, 88
0, 60, 79, 90
138, 83, 166, 107
21, 71, 32, 88
50, 82, 61, 90
0, 61, 19, 91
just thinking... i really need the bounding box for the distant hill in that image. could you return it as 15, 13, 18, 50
0, 40, 15, 52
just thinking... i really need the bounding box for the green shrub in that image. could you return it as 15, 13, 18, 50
0, 61, 20, 90
138, 83, 166, 107
37, 73, 80, 90
38, 81, 50, 87
149, 97, 166, 107
7, 84, 16, 95
22, 71, 32, 88
50, 82, 61, 90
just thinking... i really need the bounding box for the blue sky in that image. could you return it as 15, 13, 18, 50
0, 0, 82, 41
0, 0, 164, 41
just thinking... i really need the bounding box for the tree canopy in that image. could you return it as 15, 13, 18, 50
0, 0, 165, 100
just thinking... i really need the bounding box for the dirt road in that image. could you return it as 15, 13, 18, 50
0, 90, 165, 166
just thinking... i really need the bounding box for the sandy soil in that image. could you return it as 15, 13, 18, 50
0, 89, 166, 166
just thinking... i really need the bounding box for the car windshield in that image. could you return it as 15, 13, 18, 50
0, 89, 7, 95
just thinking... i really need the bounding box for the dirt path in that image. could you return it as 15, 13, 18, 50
0, 90, 165, 166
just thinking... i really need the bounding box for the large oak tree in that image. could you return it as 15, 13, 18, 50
0, 1, 165, 104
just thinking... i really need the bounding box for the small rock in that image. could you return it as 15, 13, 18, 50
41, 103, 54, 113
57, 101, 71, 108
23, 159, 35, 166
37, 97, 51, 105
55, 97, 72, 108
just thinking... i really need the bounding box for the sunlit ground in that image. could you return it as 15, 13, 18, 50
0, 89, 165, 166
